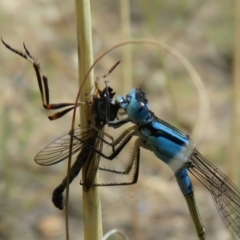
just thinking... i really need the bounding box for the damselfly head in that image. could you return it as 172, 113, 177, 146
117, 89, 148, 107
135, 88, 148, 104
117, 88, 152, 125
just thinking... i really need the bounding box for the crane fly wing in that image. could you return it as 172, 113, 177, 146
34, 128, 96, 166
188, 150, 240, 239
81, 130, 104, 190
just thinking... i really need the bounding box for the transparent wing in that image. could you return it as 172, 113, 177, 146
81, 130, 104, 190
188, 150, 240, 240
35, 127, 96, 166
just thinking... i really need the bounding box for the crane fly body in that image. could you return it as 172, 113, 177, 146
1, 39, 124, 210
38, 86, 120, 210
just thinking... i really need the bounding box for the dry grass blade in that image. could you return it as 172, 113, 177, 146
70, 1, 103, 240
103, 229, 130, 240
229, 0, 240, 184
74, 39, 208, 141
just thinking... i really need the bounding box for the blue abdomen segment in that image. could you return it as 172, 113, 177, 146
140, 119, 195, 169
139, 119, 195, 196
175, 168, 193, 195
151, 120, 190, 146
150, 136, 189, 163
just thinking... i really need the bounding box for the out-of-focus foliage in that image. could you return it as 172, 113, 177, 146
0, 1, 234, 239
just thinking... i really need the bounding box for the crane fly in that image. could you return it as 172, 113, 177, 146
1, 39, 129, 209
36, 84, 122, 209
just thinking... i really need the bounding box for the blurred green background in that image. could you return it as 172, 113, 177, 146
0, 0, 237, 240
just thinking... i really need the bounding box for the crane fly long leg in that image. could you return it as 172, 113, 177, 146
187, 149, 240, 240
1, 38, 86, 120
2, 38, 123, 211
52, 129, 100, 209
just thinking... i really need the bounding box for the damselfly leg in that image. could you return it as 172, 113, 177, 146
80, 125, 141, 187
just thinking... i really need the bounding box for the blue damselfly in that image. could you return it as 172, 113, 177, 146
81, 88, 240, 240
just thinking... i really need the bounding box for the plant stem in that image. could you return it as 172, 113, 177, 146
75, 0, 102, 239
230, 0, 240, 185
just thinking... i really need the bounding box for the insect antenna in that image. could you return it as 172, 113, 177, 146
139, 78, 149, 95
102, 61, 120, 78
139, 77, 146, 90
